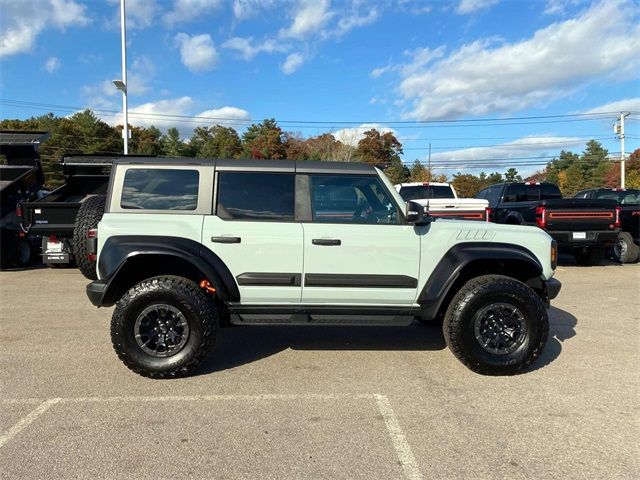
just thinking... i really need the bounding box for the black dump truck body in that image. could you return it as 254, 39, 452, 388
575, 188, 640, 263
19, 155, 114, 269
477, 182, 619, 265
0, 130, 48, 267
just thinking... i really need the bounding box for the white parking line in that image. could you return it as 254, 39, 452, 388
374, 394, 424, 480
0, 398, 60, 448
1, 394, 423, 480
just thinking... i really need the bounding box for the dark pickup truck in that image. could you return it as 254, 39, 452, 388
0, 130, 48, 268
19, 155, 114, 278
575, 188, 639, 263
476, 182, 619, 266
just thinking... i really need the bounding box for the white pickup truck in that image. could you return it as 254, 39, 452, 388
395, 182, 489, 221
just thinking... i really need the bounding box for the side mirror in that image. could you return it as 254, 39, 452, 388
406, 201, 431, 225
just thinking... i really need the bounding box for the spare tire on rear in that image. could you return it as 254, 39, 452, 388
73, 195, 105, 280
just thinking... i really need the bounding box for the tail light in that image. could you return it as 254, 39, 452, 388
614, 207, 621, 228
535, 206, 547, 228
87, 228, 98, 238
485, 207, 493, 222
15, 203, 23, 218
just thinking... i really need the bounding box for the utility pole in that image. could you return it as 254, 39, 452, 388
113, 0, 129, 155
615, 112, 630, 188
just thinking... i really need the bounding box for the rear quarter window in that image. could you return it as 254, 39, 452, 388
120, 169, 199, 210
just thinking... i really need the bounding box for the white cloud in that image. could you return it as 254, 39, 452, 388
175, 33, 218, 72
543, 0, 585, 15
106, 0, 157, 29
456, 0, 499, 15
223, 36, 289, 60
371, 46, 445, 78
333, 8, 379, 37
332, 123, 397, 147
99, 96, 250, 134
391, 0, 640, 120
81, 56, 156, 107
163, 0, 221, 26
281, 52, 306, 74
44, 56, 60, 73
279, 0, 334, 39
232, 0, 276, 19
194, 106, 251, 126
430, 136, 586, 166
0, 0, 89, 58
582, 98, 640, 114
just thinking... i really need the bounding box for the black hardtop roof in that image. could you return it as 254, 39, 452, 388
0, 130, 50, 145
110, 156, 377, 174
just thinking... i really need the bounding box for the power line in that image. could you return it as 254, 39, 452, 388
1, 98, 631, 127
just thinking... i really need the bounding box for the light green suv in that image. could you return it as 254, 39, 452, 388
86, 158, 561, 378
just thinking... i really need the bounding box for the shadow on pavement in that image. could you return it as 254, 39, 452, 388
529, 306, 578, 372
199, 322, 446, 375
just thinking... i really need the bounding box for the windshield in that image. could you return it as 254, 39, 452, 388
375, 168, 407, 212
595, 189, 640, 205
398, 185, 454, 201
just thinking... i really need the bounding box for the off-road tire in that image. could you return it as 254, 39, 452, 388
111, 276, 218, 378
443, 275, 548, 376
73, 195, 105, 280
613, 232, 640, 264
573, 246, 606, 266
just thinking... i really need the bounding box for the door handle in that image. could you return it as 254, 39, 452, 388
312, 238, 341, 246
211, 236, 241, 244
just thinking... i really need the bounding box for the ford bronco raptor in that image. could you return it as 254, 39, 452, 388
85, 158, 561, 378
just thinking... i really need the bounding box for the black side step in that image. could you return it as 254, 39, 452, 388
228, 305, 416, 326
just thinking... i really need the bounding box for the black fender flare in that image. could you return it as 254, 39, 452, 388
98, 235, 240, 304
418, 242, 543, 320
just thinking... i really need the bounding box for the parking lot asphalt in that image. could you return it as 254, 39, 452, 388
0, 260, 639, 479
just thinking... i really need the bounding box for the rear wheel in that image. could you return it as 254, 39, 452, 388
443, 275, 548, 376
613, 232, 639, 264
111, 276, 218, 378
573, 246, 605, 266
74, 195, 105, 280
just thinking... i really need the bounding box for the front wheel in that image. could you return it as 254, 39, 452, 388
613, 232, 640, 264
111, 276, 218, 378
443, 275, 548, 376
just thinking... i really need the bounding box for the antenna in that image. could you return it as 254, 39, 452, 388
426, 142, 431, 213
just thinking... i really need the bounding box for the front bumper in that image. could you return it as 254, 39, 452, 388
546, 278, 561, 300
549, 230, 618, 247
86, 281, 108, 307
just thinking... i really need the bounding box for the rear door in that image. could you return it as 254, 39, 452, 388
300, 173, 420, 305
202, 165, 303, 304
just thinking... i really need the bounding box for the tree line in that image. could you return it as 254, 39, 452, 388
1, 110, 638, 196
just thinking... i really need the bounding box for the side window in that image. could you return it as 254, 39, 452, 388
310, 175, 400, 225
216, 172, 295, 221
121, 169, 199, 210
540, 184, 563, 200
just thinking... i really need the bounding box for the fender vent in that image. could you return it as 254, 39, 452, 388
456, 229, 496, 241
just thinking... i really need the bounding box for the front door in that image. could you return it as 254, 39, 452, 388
301, 173, 420, 305
202, 170, 303, 304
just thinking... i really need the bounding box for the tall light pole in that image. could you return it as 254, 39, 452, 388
615, 112, 630, 188
113, 0, 129, 155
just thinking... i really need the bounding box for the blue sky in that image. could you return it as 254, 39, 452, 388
1, 0, 639, 175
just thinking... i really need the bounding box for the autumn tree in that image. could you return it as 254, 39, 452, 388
241, 119, 286, 159
451, 173, 484, 197
190, 125, 241, 158
130, 126, 162, 155
383, 157, 409, 184
354, 129, 403, 165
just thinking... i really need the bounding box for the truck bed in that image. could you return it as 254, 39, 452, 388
21, 181, 107, 235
